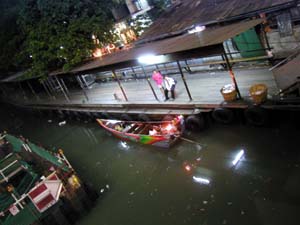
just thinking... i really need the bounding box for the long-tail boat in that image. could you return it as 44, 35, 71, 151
96, 116, 184, 148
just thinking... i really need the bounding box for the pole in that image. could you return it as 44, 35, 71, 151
27, 81, 39, 100
177, 61, 192, 101
76, 76, 89, 101
112, 70, 128, 101
60, 78, 69, 94
55, 76, 70, 102
41, 80, 54, 99
141, 65, 159, 101
223, 51, 242, 99
18, 82, 27, 100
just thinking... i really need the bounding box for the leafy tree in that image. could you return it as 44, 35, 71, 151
17, 0, 119, 78
0, 0, 23, 74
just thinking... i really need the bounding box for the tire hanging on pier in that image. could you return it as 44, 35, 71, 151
185, 114, 206, 132
244, 106, 268, 126
212, 108, 234, 124
162, 115, 175, 121
138, 114, 150, 122
101, 112, 110, 119
120, 113, 133, 121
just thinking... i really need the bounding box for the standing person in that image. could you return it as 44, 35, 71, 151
163, 75, 176, 101
152, 70, 164, 95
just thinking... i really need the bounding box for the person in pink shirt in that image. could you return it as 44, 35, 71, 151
152, 70, 164, 95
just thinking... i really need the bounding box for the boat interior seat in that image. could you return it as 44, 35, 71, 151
138, 124, 151, 134
132, 124, 145, 134
122, 124, 136, 133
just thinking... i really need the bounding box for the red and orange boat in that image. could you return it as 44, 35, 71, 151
96, 116, 184, 148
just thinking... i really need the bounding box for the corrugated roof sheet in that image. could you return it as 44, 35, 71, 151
59, 19, 262, 75
2, 19, 262, 81
139, 0, 296, 42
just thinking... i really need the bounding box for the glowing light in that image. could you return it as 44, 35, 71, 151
185, 165, 192, 171
119, 141, 130, 151
137, 54, 166, 65
188, 25, 206, 34
232, 150, 244, 166
193, 176, 210, 185
93, 48, 102, 57
121, 141, 128, 148
165, 124, 173, 131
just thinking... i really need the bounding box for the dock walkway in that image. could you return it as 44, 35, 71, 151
6, 67, 279, 116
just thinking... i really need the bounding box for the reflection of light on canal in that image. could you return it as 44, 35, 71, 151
192, 176, 210, 185
118, 141, 130, 151
232, 149, 244, 166
184, 164, 192, 172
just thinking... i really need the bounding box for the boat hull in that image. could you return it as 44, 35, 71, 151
97, 119, 182, 148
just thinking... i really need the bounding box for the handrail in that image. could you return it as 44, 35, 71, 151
269, 50, 300, 71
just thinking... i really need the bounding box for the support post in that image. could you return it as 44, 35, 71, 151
27, 81, 39, 100
42, 80, 54, 99
142, 65, 159, 101
76, 76, 89, 102
223, 51, 242, 99
18, 83, 27, 100
131, 67, 138, 80
112, 70, 128, 101
60, 78, 69, 94
177, 61, 192, 101
55, 76, 70, 102
261, 24, 272, 51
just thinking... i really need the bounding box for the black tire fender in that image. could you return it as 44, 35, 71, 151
120, 113, 133, 121
212, 108, 234, 124
138, 114, 150, 121
244, 106, 268, 126
185, 114, 206, 132
162, 115, 174, 121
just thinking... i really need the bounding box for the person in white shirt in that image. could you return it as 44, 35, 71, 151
163, 75, 176, 101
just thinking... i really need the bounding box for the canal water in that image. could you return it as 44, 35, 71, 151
1, 104, 300, 225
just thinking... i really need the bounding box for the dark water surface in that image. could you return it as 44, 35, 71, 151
1, 105, 300, 225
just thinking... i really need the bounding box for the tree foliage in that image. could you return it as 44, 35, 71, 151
0, 0, 120, 78
0, 0, 23, 74
19, 0, 119, 78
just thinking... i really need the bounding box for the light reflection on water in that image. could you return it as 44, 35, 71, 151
1, 106, 300, 225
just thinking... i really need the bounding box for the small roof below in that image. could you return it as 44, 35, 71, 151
53, 19, 262, 76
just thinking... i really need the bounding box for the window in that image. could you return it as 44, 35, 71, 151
277, 12, 293, 37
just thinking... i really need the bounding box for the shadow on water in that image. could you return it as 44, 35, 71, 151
1, 103, 300, 225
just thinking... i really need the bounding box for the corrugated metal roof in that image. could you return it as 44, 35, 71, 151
57, 19, 262, 75
139, 0, 296, 43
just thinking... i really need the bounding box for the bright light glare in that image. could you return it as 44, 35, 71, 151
107, 120, 121, 124
137, 54, 165, 65
119, 141, 130, 151
93, 48, 102, 58
193, 176, 210, 185
165, 124, 173, 131
232, 150, 244, 166
185, 165, 191, 171
188, 25, 206, 34
121, 141, 128, 148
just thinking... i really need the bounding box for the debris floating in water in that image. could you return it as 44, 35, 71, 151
58, 121, 66, 126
